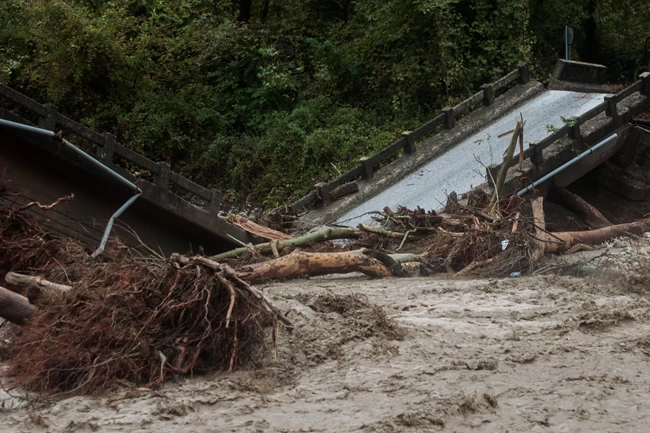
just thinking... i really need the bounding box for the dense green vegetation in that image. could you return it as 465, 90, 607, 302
1, 0, 649, 207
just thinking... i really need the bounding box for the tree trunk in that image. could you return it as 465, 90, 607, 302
0, 285, 38, 325
213, 227, 361, 260
531, 196, 546, 260
237, 0, 252, 22
545, 218, 650, 254
236, 249, 392, 282
491, 120, 524, 205
548, 185, 611, 229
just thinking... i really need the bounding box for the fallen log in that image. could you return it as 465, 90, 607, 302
455, 256, 500, 277
358, 224, 404, 239
545, 218, 650, 254
0, 285, 38, 325
235, 249, 393, 282
226, 214, 293, 241
213, 227, 361, 260
548, 185, 611, 229
5, 272, 72, 301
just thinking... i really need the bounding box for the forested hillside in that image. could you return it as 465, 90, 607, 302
1, 0, 648, 207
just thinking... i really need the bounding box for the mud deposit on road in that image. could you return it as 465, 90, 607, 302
4, 270, 650, 432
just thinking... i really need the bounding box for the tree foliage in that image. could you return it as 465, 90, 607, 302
0, 0, 648, 207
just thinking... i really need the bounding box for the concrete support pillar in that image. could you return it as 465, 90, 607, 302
518, 63, 530, 84
98, 133, 115, 164
529, 141, 544, 166
480, 84, 495, 106
155, 162, 171, 189
568, 118, 582, 141
315, 182, 330, 206
38, 103, 58, 131
639, 72, 650, 96
442, 107, 456, 130
486, 164, 500, 187
402, 131, 416, 154
359, 157, 373, 180
209, 189, 222, 213
604, 94, 620, 124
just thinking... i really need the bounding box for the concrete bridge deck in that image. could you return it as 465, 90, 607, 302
339, 90, 606, 225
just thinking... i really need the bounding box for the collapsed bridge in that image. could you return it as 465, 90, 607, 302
294, 61, 650, 228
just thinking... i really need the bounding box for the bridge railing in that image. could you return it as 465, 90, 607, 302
487, 72, 650, 181
285, 64, 531, 214
0, 85, 222, 212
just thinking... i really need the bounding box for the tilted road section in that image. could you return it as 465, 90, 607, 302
338, 90, 606, 226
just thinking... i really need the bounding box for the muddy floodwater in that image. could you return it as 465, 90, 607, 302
4, 253, 650, 432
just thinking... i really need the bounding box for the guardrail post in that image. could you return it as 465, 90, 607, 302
486, 164, 500, 187
529, 141, 544, 166
155, 162, 171, 189
359, 157, 373, 180
604, 94, 620, 124
480, 84, 495, 106
402, 131, 416, 154
568, 118, 582, 141
209, 189, 222, 213
315, 182, 330, 206
38, 103, 58, 131
97, 132, 115, 164
442, 107, 456, 129
640, 72, 650, 96
517, 63, 530, 84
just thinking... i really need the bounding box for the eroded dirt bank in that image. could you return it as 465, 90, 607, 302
4, 256, 650, 432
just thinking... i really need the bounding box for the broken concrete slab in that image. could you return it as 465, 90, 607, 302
553, 59, 608, 84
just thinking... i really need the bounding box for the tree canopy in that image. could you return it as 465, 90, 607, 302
1, 0, 648, 207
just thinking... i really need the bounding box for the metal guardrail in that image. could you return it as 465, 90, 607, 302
492, 72, 650, 177
0, 85, 222, 212
285, 63, 531, 214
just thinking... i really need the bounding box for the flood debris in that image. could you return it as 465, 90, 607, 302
0, 183, 292, 395
3, 119, 650, 397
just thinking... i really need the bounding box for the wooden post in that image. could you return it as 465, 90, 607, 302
518, 63, 530, 84
605, 94, 619, 124
480, 84, 495, 106
359, 157, 373, 180
38, 103, 58, 131
209, 189, 222, 213
315, 182, 330, 206
442, 107, 456, 129
98, 132, 116, 164
155, 162, 171, 189
402, 131, 416, 154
